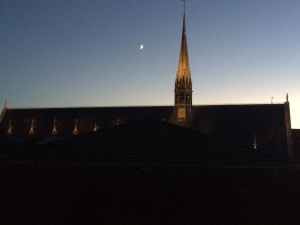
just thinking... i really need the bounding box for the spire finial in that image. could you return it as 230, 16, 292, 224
29, 119, 35, 135
73, 119, 79, 135
183, 0, 186, 11
94, 119, 98, 131
52, 119, 57, 135
253, 133, 257, 149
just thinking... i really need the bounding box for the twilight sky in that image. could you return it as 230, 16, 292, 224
1, 0, 300, 128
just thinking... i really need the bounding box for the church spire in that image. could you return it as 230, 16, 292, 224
174, 3, 192, 122
177, 5, 190, 79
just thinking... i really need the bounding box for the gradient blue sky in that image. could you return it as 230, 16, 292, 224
1, 0, 300, 128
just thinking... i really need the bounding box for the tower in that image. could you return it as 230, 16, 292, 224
174, 4, 192, 122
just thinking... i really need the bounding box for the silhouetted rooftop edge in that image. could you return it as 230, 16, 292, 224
3, 102, 285, 110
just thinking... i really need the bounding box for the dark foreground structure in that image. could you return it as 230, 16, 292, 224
2, 164, 300, 225
1, 6, 300, 225
1, 117, 300, 224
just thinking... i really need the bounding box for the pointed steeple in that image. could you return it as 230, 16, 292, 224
177, 9, 191, 82
174, 4, 192, 122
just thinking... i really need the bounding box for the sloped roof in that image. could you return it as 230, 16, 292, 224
0, 104, 289, 158
194, 104, 289, 158
2, 117, 293, 168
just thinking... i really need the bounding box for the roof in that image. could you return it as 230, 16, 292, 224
1, 117, 293, 168
194, 104, 289, 158
0, 103, 290, 158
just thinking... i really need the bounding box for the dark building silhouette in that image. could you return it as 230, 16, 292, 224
3, 116, 293, 167
0, 6, 297, 161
